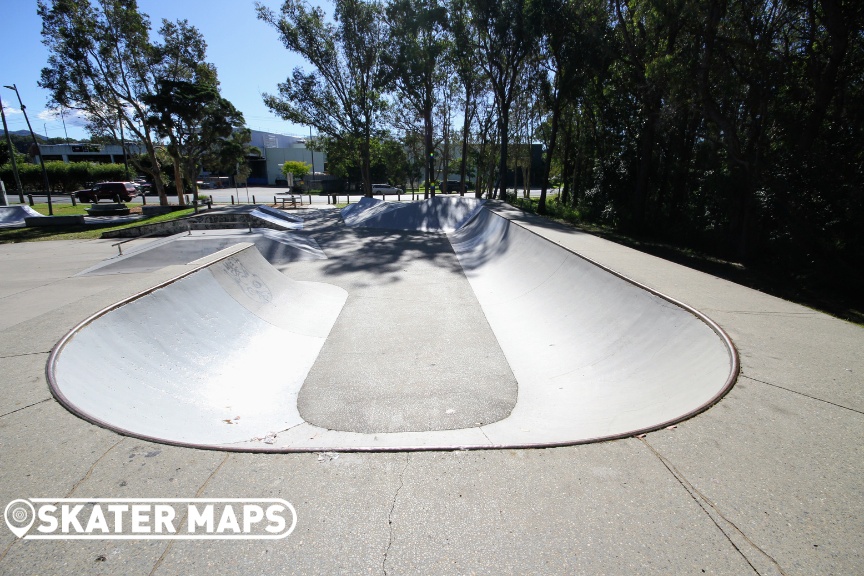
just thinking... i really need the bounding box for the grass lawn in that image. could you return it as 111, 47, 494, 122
0, 203, 196, 243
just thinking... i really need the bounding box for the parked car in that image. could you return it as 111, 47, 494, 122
371, 183, 404, 195
74, 181, 138, 203
444, 180, 474, 192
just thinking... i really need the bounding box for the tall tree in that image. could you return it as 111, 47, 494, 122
530, 0, 605, 213
257, 0, 388, 197
469, 0, 534, 198
39, 0, 173, 203
449, 0, 482, 196
143, 19, 246, 207
382, 0, 450, 198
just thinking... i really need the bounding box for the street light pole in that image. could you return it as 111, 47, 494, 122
4, 84, 53, 215
0, 92, 24, 203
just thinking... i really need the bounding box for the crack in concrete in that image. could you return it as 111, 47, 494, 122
382, 453, 409, 576
0, 351, 51, 360
0, 536, 15, 565
743, 374, 864, 416
0, 398, 52, 419
67, 437, 126, 498
148, 452, 231, 576
637, 436, 788, 576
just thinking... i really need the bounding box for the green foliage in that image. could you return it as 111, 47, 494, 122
255, 0, 862, 296
318, 134, 408, 187
257, 0, 388, 195
1, 161, 130, 192
281, 161, 311, 179
203, 128, 259, 179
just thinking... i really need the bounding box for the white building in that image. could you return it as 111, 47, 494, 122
247, 130, 325, 186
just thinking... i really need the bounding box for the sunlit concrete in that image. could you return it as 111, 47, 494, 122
47, 198, 736, 450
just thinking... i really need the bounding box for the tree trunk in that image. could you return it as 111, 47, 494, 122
172, 156, 186, 206
497, 112, 509, 200
459, 86, 471, 197
424, 109, 433, 199
539, 84, 562, 215
143, 145, 167, 206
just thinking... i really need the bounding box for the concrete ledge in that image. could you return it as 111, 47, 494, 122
25, 215, 85, 227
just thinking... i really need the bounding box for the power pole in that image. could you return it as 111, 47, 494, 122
0, 92, 24, 203
4, 84, 52, 214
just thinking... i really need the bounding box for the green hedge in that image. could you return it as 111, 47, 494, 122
0, 161, 132, 193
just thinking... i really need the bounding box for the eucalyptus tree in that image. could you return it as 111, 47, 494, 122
142, 20, 247, 205
202, 127, 260, 186
471, 94, 499, 198
38, 0, 172, 203
382, 0, 450, 198
257, 0, 388, 197
386, 103, 426, 191
529, 0, 606, 213
144, 76, 246, 205
433, 73, 459, 192
468, 0, 535, 198
449, 0, 482, 196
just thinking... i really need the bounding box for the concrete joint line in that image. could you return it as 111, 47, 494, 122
382, 453, 409, 576
0, 438, 127, 565
149, 453, 232, 576
637, 437, 788, 576
0, 397, 52, 419
0, 278, 70, 302
743, 374, 864, 416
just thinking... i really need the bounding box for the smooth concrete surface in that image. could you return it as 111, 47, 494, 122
44, 200, 732, 449
0, 202, 862, 574
52, 244, 348, 446
78, 229, 326, 276
0, 205, 42, 228
342, 195, 485, 232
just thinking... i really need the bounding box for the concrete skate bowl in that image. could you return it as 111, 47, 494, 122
47, 198, 738, 451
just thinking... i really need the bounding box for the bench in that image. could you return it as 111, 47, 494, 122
275, 194, 301, 209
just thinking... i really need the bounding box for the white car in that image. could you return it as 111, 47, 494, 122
371, 183, 403, 195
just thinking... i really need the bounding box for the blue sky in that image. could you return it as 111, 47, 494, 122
2, 0, 317, 141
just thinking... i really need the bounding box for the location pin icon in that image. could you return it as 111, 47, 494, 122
4, 500, 35, 538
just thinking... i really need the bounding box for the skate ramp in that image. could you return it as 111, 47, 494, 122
342, 196, 484, 232
447, 209, 736, 444
50, 244, 348, 446
249, 205, 303, 230
79, 229, 326, 276
0, 205, 42, 228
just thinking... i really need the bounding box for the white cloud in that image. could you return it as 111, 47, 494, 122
2, 105, 22, 115
37, 106, 90, 128
37, 108, 60, 121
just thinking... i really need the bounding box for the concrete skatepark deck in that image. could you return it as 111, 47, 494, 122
46, 197, 737, 451
1, 198, 861, 575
